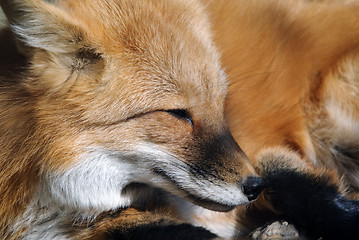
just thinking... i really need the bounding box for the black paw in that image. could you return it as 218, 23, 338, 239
108, 223, 218, 240
262, 166, 359, 240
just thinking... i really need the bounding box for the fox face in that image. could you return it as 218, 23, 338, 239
0, 0, 263, 233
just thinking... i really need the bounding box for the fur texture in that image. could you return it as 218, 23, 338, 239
0, 0, 261, 239
205, 0, 359, 238
3, 0, 359, 239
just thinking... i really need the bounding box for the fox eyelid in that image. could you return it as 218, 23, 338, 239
165, 109, 193, 126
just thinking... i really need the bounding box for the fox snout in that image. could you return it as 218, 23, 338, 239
197, 130, 265, 204
144, 127, 264, 211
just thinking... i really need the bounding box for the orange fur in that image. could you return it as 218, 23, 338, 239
2, 0, 359, 239
205, 0, 359, 237
0, 0, 259, 239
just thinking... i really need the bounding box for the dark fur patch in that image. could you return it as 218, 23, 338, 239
0, 28, 29, 82
76, 48, 102, 61
191, 129, 246, 180
72, 48, 103, 71
261, 164, 359, 239
107, 222, 217, 240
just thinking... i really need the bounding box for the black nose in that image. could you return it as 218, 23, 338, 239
242, 176, 265, 201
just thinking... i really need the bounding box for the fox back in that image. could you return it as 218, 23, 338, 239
206, 0, 359, 238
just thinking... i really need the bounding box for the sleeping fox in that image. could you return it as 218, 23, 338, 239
203, 0, 359, 239
2, 0, 359, 240
0, 0, 264, 239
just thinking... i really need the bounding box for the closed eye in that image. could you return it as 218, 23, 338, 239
165, 109, 193, 126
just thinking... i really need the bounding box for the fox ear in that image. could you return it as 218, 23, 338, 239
1, 0, 104, 92
0, 0, 87, 54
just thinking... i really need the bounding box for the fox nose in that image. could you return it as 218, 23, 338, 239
242, 176, 265, 201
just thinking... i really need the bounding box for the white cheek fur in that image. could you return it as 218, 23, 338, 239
46, 149, 150, 212
15, 144, 246, 239
46, 143, 248, 213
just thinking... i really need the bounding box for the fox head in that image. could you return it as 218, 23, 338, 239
0, 0, 263, 216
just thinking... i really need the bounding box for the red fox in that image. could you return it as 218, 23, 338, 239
2, 0, 359, 240
0, 0, 265, 239
204, 0, 359, 239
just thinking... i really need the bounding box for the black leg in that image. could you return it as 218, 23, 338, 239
262, 163, 359, 239
108, 222, 218, 240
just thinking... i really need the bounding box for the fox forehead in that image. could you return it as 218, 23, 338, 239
61, 0, 228, 115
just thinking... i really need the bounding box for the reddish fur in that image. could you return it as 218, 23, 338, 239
2, 0, 359, 239
206, 0, 359, 236
0, 0, 255, 239
207, 0, 359, 161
